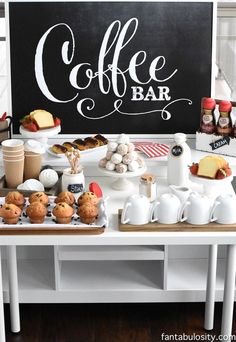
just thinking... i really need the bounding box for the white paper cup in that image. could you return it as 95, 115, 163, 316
2, 139, 24, 151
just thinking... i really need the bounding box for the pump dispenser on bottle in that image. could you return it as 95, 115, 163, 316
167, 133, 191, 186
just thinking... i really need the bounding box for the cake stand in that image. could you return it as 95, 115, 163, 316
189, 174, 233, 199
20, 125, 61, 146
99, 166, 147, 191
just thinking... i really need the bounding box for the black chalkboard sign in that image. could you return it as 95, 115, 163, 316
8, 1, 214, 134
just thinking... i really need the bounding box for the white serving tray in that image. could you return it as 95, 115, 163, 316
0, 196, 108, 230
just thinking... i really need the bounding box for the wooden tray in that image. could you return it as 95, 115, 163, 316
0, 226, 104, 235
118, 210, 236, 232
0, 171, 62, 197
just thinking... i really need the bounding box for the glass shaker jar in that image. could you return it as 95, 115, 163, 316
139, 173, 156, 202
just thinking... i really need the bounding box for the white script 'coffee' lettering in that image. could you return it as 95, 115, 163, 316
35, 23, 78, 103
35, 19, 192, 120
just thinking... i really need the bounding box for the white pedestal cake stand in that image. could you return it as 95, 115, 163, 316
19, 125, 61, 146
190, 174, 233, 199
99, 166, 147, 191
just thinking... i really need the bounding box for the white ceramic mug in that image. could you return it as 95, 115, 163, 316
183, 192, 216, 225
151, 193, 185, 224
212, 194, 236, 224
121, 194, 155, 225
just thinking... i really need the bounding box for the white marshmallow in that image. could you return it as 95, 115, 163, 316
116, 133, 130, 144
107, 141, 118, 152
106, 161, 116, 171
117, 144, 128, 156
99, 158, 107, 168
106, 151, 113, 160
128, 160, 139, 172
115, 163, 128, 173
111, 153, 122, 164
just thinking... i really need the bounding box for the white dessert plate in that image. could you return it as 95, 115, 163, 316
47, 144, 107, 158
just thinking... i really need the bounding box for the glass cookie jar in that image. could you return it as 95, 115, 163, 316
139, 173, 157, 202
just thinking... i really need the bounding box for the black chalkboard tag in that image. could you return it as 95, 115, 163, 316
209, 136, 230, 150
68, 184, 84, 193
171, 145, 183, 157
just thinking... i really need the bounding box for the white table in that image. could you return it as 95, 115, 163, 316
0, 232, 236, 342
0, 145, 236, 341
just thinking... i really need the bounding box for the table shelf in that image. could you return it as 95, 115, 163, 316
56, 245, 165, 261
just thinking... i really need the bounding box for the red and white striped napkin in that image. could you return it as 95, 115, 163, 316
134, 142, 169, 158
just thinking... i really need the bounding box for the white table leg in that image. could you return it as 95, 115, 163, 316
0, 247, 6, 342
221, 244, 236, 342
7, 246, 20, 333
204, 244, 218, 330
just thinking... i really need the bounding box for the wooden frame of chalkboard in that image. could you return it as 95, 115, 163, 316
5, 0, 217, 138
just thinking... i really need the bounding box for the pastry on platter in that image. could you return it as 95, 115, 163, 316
189, 155, 232, 179
78, 192, 98, 206
52, 202, 74, 224
77, 202, 98, 224
0, 204, 22, 224
26, 202, 47, 224
62, 142, 79, 152
73, 139, 88, 151
5, 191, 25, 209
84, 137, 100, 149
94, 134, 108, 146
55, 191, 75, 206
29, 192, 49, 206
51, 144, 67, 155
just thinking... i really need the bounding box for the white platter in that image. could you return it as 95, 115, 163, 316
47, 144, 107, 158
98, 166, 147, 190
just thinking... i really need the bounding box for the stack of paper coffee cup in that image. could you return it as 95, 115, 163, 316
2, 139, 25, 188
24, 140, 45, 180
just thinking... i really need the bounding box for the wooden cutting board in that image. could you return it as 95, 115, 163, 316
118, 210, 236, 232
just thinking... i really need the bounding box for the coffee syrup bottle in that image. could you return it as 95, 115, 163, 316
200, 97, 216, 134
217, 100, 232, 136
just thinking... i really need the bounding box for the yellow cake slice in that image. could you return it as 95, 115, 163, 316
197, 155, 228, 179
30, 109, 54, 129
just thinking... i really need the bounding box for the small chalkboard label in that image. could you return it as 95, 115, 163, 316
171, 145, 183, 157
209, 136, 230, 150
68, 183, 84, 193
